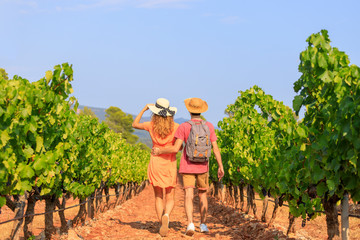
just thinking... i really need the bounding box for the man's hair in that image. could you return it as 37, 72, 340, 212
190, 113, 201, 116
151, 114, 174, 139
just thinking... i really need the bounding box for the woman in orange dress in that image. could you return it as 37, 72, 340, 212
132, 98, 179, 237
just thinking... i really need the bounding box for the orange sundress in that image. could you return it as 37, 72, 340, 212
142, 122, 179, 188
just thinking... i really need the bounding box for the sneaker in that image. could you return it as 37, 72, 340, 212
199, 223, 209, 233
159, 213, 169, 237
185, 222, 195, 236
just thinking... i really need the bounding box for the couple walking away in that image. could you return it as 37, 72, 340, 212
132, 97, 224, 237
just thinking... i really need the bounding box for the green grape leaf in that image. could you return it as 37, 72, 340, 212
36, 136, 43, 152
300, 143, 306, 151
317, 182, 327, 197
1, 130, 10, 147
293, 95, 303, 113
326, 179, 335, 192
312, 165, 325, 182
45, 70, 53, 83
20, 165, 35, 179
319, 70, 332, 83
297, 127, 307, 138
0, 196, 6, 207
49, 116, 55, 125
21, 104, 32, 118
33, 157, 47, 171
40, 187, 51, 195
352, 190, 360, 202
21, 180, 32, 192
317, 53, 328, 68
14, 180, 32, 192
23, 147, 34, 159
343, 174, 357, 190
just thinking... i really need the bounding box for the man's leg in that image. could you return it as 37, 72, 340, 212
198, 189, 208, 224
153, 186, 164, 222
196, 172, 209, 233
184, 187, 194, 224
182, 174, 196, 236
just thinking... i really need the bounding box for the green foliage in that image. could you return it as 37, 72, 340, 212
0, 64, 149, 206
136, 142, 151, 151
0, 68, 9, 80
211, 30, 360, 222
79, 106, 98, 119
294, 29, 360, 201
105, 106, 139, 144
209, 86, 321, 218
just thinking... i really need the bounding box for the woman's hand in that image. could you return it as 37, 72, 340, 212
133, 103, 154, 129
144, 103, 154, 111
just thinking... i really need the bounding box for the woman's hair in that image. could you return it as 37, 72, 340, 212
151, 114, 174, 139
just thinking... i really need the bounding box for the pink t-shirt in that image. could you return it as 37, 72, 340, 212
175, 119, 217, 174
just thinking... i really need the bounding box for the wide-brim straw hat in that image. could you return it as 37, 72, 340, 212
149, 98, 177, 117
184, 98, 208, 114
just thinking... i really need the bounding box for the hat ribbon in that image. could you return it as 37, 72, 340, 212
155, 103, 175, 117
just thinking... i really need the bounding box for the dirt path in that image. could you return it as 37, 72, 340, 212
70, 182, 294, 240
2, 178, 359, 239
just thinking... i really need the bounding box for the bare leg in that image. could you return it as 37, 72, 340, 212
164, 187, 175, 216
153, 186, 164, 222
184, 188, 194, 224
198, 189, 208, 223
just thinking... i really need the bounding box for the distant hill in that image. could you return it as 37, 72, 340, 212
78, 105, 188, 148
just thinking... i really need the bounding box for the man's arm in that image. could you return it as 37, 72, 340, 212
153, 138, 184, 155
212, 141, 224, 180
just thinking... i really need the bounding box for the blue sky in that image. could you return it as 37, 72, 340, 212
1, 0, 359, 125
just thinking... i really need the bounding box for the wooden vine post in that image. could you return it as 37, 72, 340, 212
341, 192, 349, 240
88, 193, 95, 219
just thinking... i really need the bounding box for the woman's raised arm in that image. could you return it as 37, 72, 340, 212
132, 104, 153, 130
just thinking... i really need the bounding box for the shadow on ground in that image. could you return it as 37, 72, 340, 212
115, 219, 183, 234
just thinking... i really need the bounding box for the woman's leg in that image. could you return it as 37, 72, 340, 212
159, 187, 173, 237
153, 186, 164, 222
164, 187, 175, 216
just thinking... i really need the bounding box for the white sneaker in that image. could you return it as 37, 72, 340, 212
159, 213, 169, 237
185, 222, 195, 236
199, 223, 209, 233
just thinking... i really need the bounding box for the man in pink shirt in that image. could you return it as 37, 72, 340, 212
153, 97, 224, 236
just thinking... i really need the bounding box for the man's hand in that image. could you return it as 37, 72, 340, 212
218, 166, 224, 181
152, 147, 160, 155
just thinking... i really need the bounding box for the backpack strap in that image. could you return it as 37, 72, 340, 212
187, 120, 206, 125
187, 120, 195, 126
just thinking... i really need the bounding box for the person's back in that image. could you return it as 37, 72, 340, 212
132, 98, 179, 237
143, 115, 179, 162
176, 118, 216, 175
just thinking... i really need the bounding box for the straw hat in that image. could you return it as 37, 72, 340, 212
148, 98, 177, 117
184, 98, 208, 114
